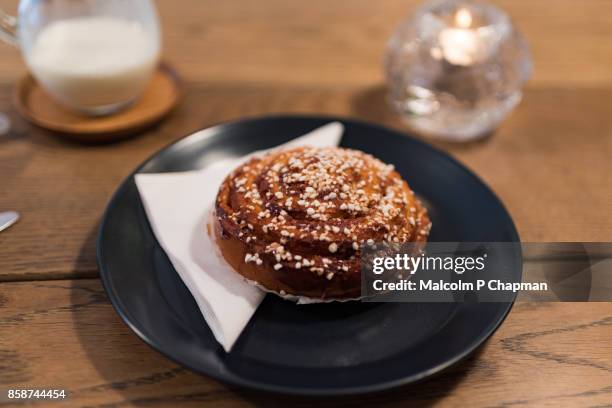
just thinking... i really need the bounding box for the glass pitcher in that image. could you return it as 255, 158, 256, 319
0, 0, 161, 115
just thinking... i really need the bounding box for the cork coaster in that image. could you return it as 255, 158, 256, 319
13, 62, 181, 142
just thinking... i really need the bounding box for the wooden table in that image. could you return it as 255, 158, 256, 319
1, 0, 611, 406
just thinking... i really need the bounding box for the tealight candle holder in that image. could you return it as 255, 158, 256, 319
385, 0, 532, 141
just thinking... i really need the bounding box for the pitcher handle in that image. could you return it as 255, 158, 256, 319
0, 9, 18, 46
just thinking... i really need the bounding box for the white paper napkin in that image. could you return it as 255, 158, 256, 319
135, 122, 344, 351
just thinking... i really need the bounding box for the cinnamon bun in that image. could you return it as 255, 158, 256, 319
213, 146, 431, 300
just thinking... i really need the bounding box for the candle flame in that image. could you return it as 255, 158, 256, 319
454, 8, 472, 28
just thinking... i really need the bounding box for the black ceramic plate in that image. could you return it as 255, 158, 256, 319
98, 115, 521, 396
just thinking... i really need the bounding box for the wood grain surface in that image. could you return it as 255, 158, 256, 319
0, 280, 610, 407
0, 0, 611, 406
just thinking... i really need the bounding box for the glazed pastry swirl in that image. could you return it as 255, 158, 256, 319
214, 146, 431, 298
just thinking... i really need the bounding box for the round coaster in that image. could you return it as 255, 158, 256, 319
13, 62, 181, 142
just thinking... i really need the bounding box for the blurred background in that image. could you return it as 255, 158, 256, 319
2, 0, 611, 87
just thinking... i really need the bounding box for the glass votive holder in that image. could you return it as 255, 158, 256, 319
384, 0, 532, 141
